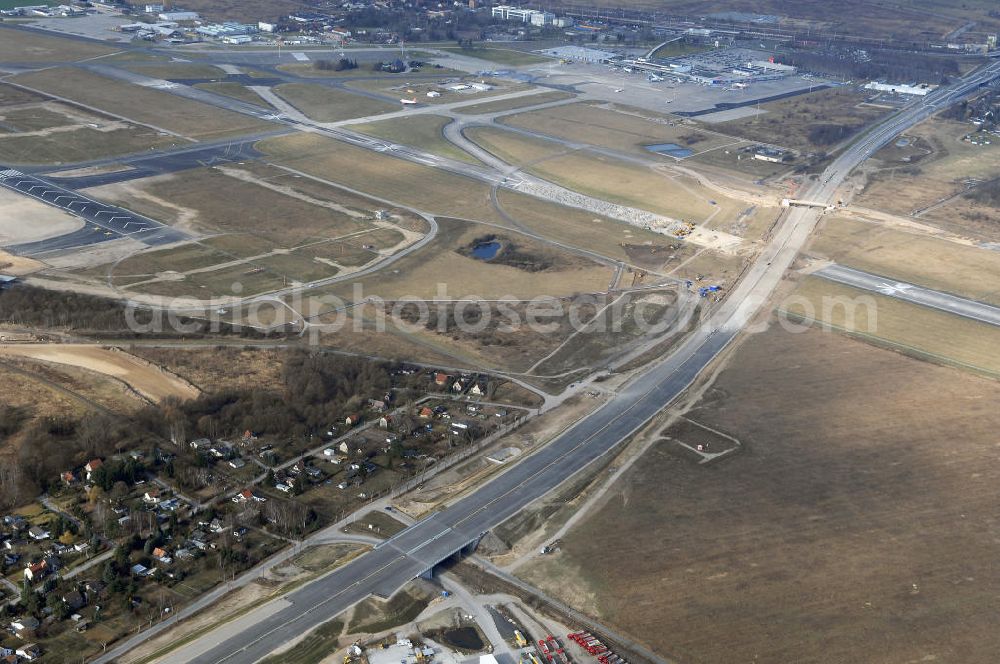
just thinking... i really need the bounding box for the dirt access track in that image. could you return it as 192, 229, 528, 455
0, 344, 199, 403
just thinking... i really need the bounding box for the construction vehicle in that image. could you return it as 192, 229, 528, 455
514, 631, 528, 648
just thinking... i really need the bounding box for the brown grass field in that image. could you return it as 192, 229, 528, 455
12, 68, 274, 140
856, 116, 1000, 239
520, 323, 1000, 663
273, 83, 397, 122
0, 25, 116, 62
126, 345, 286, 392
807, 216, 1000, 305
708, 87, 889, 152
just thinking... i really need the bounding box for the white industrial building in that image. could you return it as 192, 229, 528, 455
492, 5, 536, 22
864, 81, 934, 96
492, 5, 569, 26
158, 10, 198, 21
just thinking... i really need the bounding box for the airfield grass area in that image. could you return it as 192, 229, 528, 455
312, 217, 612, 302
519, 323, 1000, 663
502, 102, 737, 158
496, 189, 681, 267
121, 62, 227, 80
470, 126, 742, 222
454, 90, 575, 115
76, 165, 427, 297
0, 84, 180, 164
857, 116, 1000, 238
0, 124, 178, 165
783, 276, 1000, 377
12, 67, 274, 140
350, 114, 480, 164
0, 25, 116, 62
709, 86, 889, 151
90, 167, 368, 245
344, 75, 527, 106
258, 133, 509, 224
808, 216, 1000, 305
438, 46, 551, 66
193, 81, 272, 108
273, 83, 397, 122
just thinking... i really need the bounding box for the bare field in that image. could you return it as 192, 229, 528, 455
273, 83, 396, 122
521, 324, 1000, 663
0, 25, 116, 62
710, 86, 889, 151
0, 344, 198, 402
808, 216, 1000, 304
502, 102, 737, 158
12, 68, 274, 140
785, 276, 1000, 377
350, 114, 481, 164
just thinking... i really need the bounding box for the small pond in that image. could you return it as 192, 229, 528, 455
645, 142, 694, 158
441, 626, 485, 652
471, 240, 501, 260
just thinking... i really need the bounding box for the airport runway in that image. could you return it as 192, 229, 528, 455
815, 263, 1000, 327
0, 168, 186, 256
98, 55, 1000, 664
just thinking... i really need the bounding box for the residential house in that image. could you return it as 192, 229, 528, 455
452, 379, 466, 393
228, 458, 246, 469
143, 489, 161, 505
15, 643, 41, 660
27, 526, 49, 541
83, 579, 105, 596
368, 399, 387, 412
345, 414, 361, 427
378, 415, 393, 429
11, 617, 39, 635
152, 547, 172, 564
469, 382, 486, 397
84, 458, 103, 480
232, 489, 266, 504
189, 438, 211, 451
418, 406, 434, 419
434, 372, 451, 387
60, 471, 77, 485
62, 591, 85, 611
